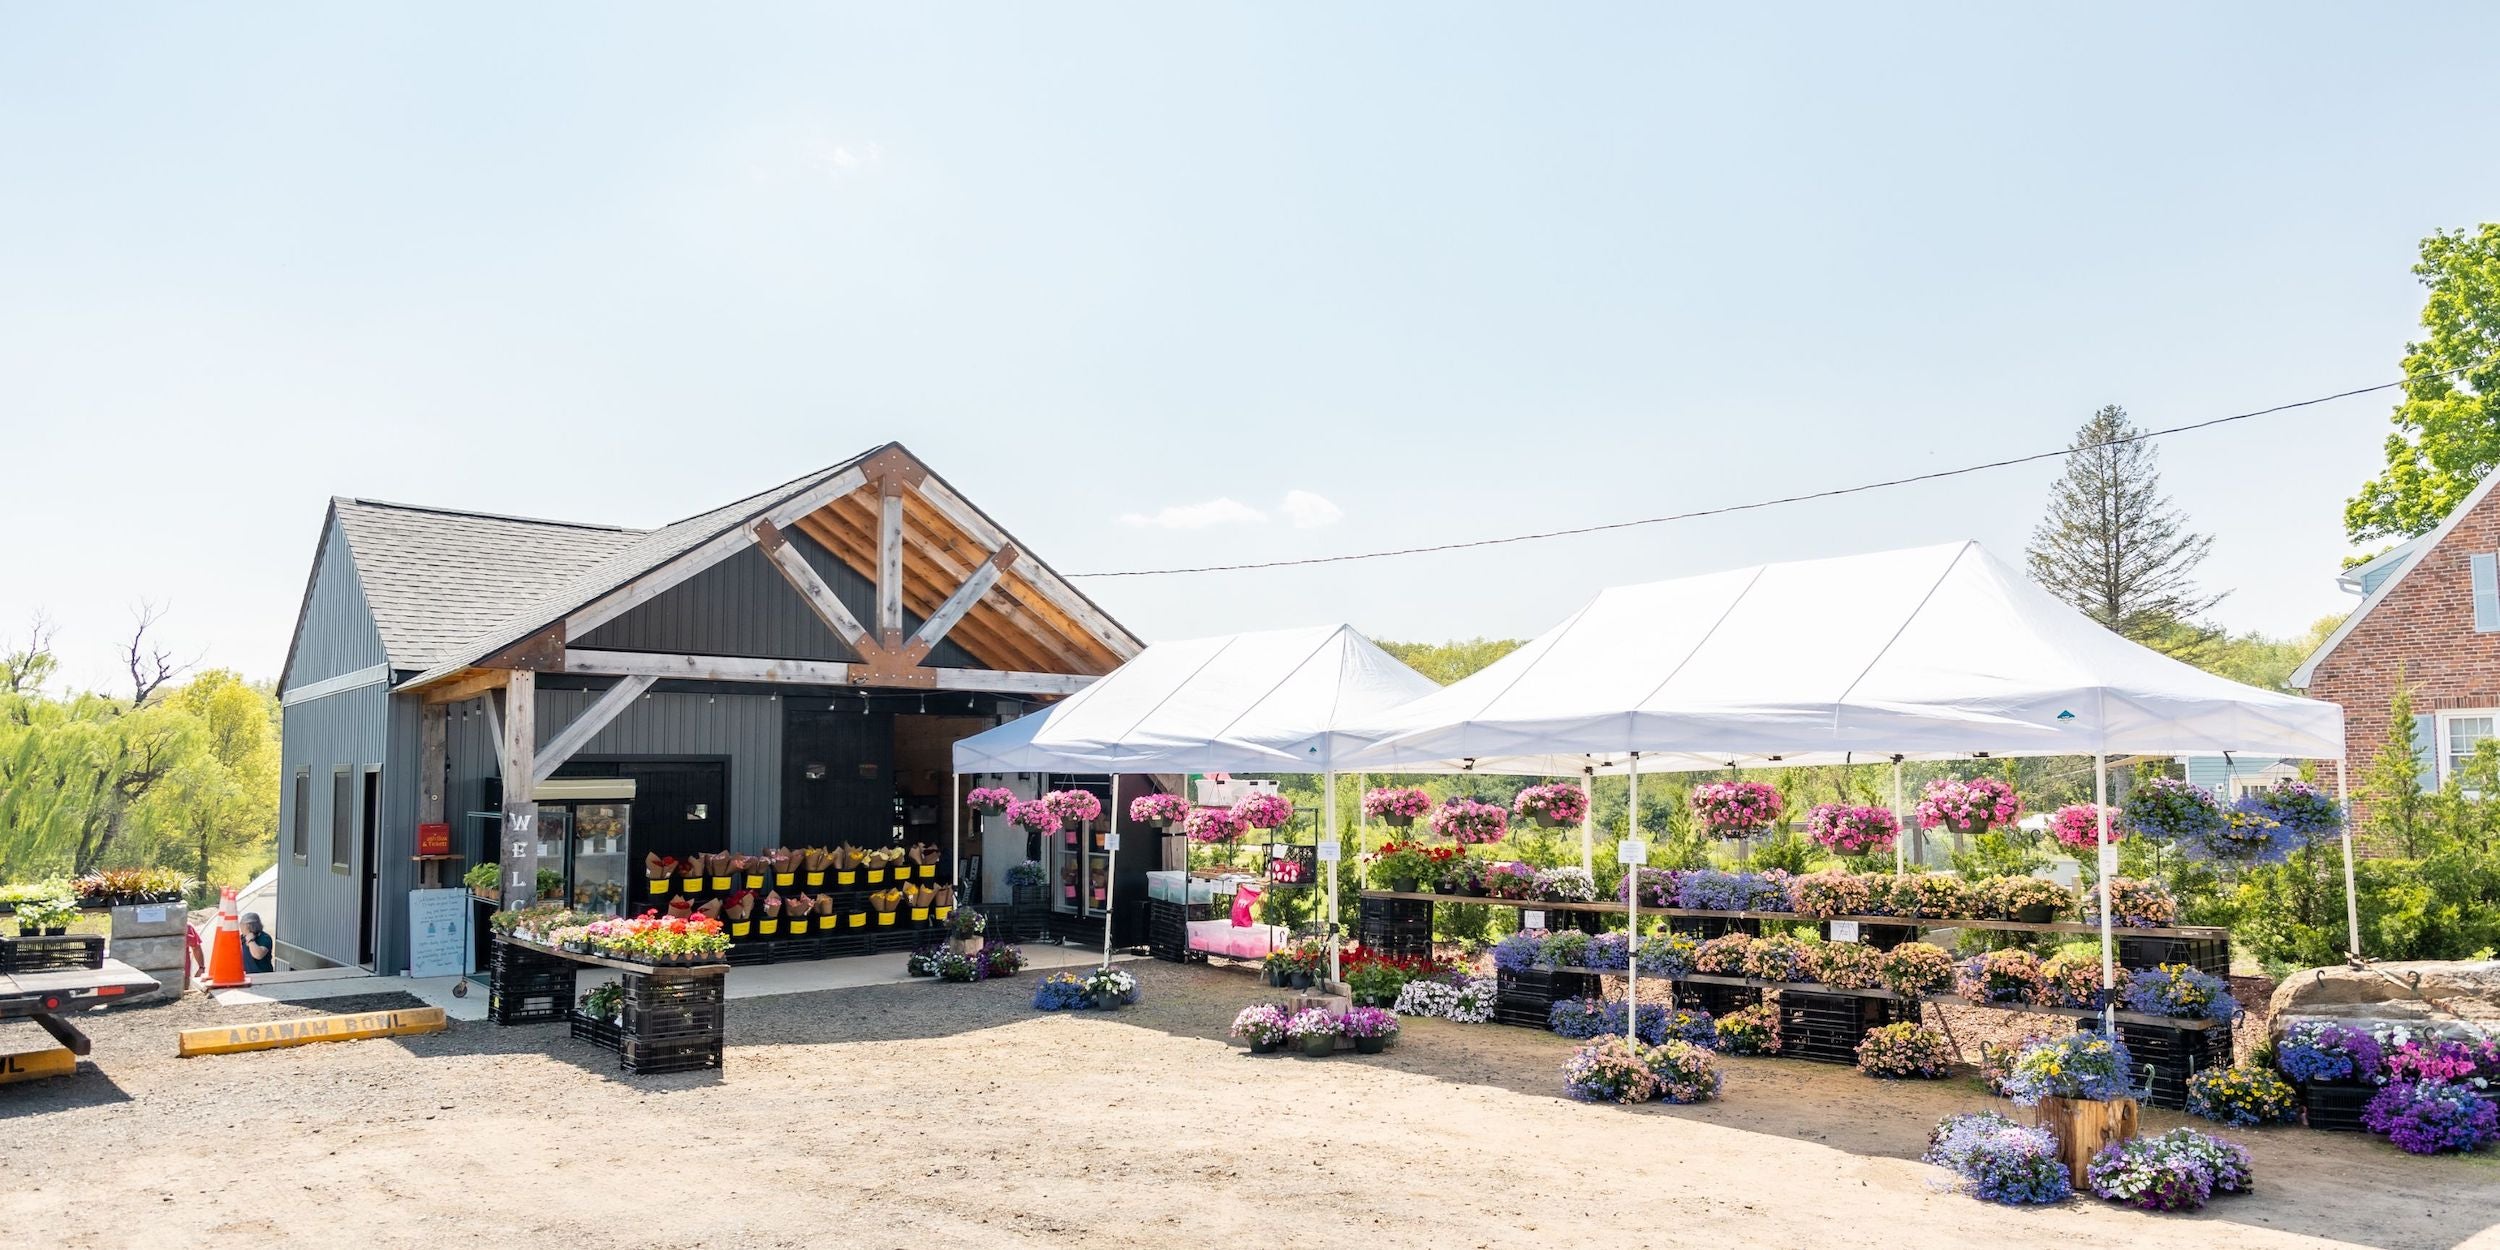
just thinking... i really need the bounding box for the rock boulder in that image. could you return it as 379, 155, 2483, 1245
2266, 960, 2500, 1040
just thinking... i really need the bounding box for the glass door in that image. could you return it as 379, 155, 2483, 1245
533, 804, 571, 905
570, 801, 630, 916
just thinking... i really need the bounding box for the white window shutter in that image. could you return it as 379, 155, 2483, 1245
2472, 553, 2500, 632
2414, 713, 2438, 779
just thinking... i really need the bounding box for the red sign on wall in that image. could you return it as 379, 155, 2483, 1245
417, 822, 452, 857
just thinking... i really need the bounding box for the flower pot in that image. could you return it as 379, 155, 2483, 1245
788, 918, 810, 936
1531, 813, 1566, 829
1287, 972, 1314, 989
2014, 903, 2059, 924
730, 921, 752, 938
1388, 876, 1420, 894
1431, 879, 1454, 895
951, 935, 985, 957
918, 864, 935, 879
1353, 1035, 1389, 1055
1299, 1034, 1335, 1057
875, 913, 896, 927
910, 906, 931, 923
867, 869, 886, 885
805, 870, 826, 887
1382, 814, 1413, 829
2034, 1096, 2138, 1185
838, 870, 858, 886
1249, 1039, 1281, 1055
743, 873, 765, 889
848, 912, 867, 928
774, 872, 795, 887
760, 919, 780, 934
709, 875, 730, 891
934, 906, 952, 922
646, 879, 668, 896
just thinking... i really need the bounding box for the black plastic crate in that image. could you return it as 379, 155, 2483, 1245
620, 1036, 722, 1075
1822, 922, 1920, 952
2299, 1079, 2375, 1133
1358, 897, 1434, 959
0, 933, 104, 973
569, 1011, 623, 1054
487, 939, 572, 1025
1675, 981, 1761, 1018
2113, 1020, 2234, 1109
1146, 898, 1206, 964
1776, 989, 1905, 1065
1666, 916, 1760, 941
1494, 968, 1596, 1028
2117, 935, 2229, 978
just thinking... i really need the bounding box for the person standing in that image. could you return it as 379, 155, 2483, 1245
239, 912, 276, 974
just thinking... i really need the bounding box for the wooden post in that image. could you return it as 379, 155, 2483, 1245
498, 671, 538, 910
418, 703, 448, 888
2035, 1096, 2137, 1185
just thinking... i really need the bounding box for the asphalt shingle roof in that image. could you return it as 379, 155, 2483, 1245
329, 500, 646, 671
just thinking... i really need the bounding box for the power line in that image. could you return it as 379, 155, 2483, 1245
1067, 362, 2485, 579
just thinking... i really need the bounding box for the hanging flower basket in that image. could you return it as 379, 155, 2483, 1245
966, 787, 1016, 817
1804, 803, 1897, 855
1363, 787, 1432, 829
1042, 789, 1103, 825
1690, 781, 1783, 839
1915, 778, 2022, 838
1184, 806, 1249, 844
1129, 793, 1191, 829
1233, 792, 1295, 831
1006, 799, 1062, 837
1512, 783, 1589, 829
1429, 798, 1510, 845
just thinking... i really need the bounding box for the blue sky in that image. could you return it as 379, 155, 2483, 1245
4, 5, 2496, 689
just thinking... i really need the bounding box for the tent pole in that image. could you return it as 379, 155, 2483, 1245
1891, 758, 1905, 875
2094, 755, 2114, 1034
1326, 770, 1341, 987
2337, 756, 2360, 960
1580, 766, 1595, 876
1624, 752, 1641, 1040
1100, 792, 1117, 970
951, 772, 962, 895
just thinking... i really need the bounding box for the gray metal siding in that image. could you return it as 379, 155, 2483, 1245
375, 694, 424, 974
575, 531, 983, 669
536, 687, 783, 851
275, 682, 389, 969
282, 517, 389, 690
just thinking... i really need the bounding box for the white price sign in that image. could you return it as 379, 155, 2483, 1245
1317, 840, 1341, 862
1103, 832, 1121, 852
1617, 838, 1648, 866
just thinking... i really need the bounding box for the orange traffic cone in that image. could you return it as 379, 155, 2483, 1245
206, 886, 250, 989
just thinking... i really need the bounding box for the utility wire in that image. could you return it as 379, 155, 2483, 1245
1066, 361, 2488, 579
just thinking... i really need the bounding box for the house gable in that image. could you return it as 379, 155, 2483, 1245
278, 510, 389, 694
573, 531, 985, 670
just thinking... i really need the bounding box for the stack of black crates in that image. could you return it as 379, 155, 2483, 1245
1494, 968, 1597, 1028
2112, 1019, 2234, 1110
488, 938, 572, 1025
1357, 897, 1433, 959
620, 971, 725, 1075
1146, 898, 1209, 964
1777, 991, 1911, 1065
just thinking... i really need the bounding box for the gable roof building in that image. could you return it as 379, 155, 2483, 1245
274, 443, 1144, 974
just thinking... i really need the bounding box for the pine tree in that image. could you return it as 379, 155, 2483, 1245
2025, 405, 2225, 652
2364, 673, 2427, 858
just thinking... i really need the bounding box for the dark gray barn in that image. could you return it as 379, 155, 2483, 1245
274, 443, 1144, 973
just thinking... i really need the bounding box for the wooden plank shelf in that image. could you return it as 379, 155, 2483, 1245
1539, 963, 2225, 1029
1357, 891, 2226, 941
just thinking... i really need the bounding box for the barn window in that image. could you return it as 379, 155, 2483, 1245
332, 767, 355, 872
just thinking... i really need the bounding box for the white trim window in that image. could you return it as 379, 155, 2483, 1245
2437, 709, 2500, 786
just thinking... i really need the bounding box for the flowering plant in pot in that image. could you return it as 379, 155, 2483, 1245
1714, 1002, 1782, 1055
2185, 1064, 2299, 1126
1879, 942, 1957, 998
976, 943, 1026, 978
1286, 1007, 1341, 1057
1900, 873, 1974, 919
1006, 860, 1046, 889
1689, 781, 1782, 838
1233, 792, 1295, 831
1633, 933, 1697, 978
1340, 1006, 1400, 1053
1436, 854, 1484, 895
1533, 866, 1597, 903
966, 787, 1015, 816
1810, 940, 1885, 991
1128, 793, 1190, 828
2048, 803, 2122, 852
1858, 1022, 1954, 1079
1561, 1035, 1658, 1103
2274, 1021, 2386, 1084
1804, 803, 1897, 855
1006, 799, 1062, 837
1925, 1112, 2073, 1205
1645, 1039, 1722, 1104
1914, 778, 2022, 838
1183, 806, 1247, 845
2121, 776, 2223, 847
947, 905, 987, 955
1956, 949, 2048, 1005
2363, 1079, 2500, 1154
1033, 971, 1090, 1011
2036, 952, 2120, 1010
1491, 929, 1548, 974
2384, 1033, 2500, 1083
1084, 966, 1140, 1009
1742, 932, 1815, 982
1362, 786, 1431, 827
2086, 1129, 2253, 1212
2122, 963, 2240, 1022
1043, 789, 1103, 826
2080, 877, 2177, 928
1691, 932, 1754, 975
1478, 860, 1538, 899
1512, 783, 1589, 828
1788, 870, 1872, 920
1430, 797, 1509, 845
1230, 1003, 1292, 1053
2003, 1031, 2135, 1105
1976, 874, 2070, 923
1370, 841, 1438, 893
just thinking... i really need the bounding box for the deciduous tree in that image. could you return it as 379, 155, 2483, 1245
2347, 223, 2500, 542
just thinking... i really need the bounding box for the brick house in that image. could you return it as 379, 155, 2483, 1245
2292, 468, 2500, 825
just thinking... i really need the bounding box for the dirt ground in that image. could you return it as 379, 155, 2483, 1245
4, 960, 2496, 1250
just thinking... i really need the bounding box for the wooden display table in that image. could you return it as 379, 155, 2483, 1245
489, 935, 727, 1075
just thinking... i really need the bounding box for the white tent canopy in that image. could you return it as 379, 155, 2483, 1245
1340, 540, 2343, 772
951, 623, 1444, 775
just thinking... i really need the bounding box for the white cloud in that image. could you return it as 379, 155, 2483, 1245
1280, 489, 1344, 529
1120, 497, 1268, 529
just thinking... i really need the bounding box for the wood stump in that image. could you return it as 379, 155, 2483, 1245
2035, 1096, 2137, 1185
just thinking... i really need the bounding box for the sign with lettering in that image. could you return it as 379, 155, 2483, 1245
1828, 921, 1860, 942
0, 1048, 76, 1085
1522, 909, 1548, 929
1317, 840, 1341, 862
177, 1006, 449, 1058
134, 904, 169, 925
406, 888, 469, 979
1617, 838, 1648, 866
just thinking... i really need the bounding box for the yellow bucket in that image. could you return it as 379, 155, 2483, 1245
875, 913, 895, 927
730, 921, 752, 938
848, 912, 867, 928
867, 869, 886, 884
710, 875, 730, 891
679, 878, 699, 893
788, 917, 810, 936
647, 879, 668, 896
934, 906, 952, 923
744, 873, 764, 889
910, 906, 930, 923
805, 870, 825, 887
917, 864, 935, 879
760, 919, 780, 934
838, 870, 857, 885
775, 872, 795, 887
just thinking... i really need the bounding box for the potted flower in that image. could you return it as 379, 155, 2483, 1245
2184, 1064, 2299, 1127
2003, 1031, 2141, 1183
1043, 788, 1103, 827
1233, 792, 1295, 832
1512, 783, 1589, 829
2121, 963, 2241, 1023
464, 862, 502, 903
2085, 1129, 2254, 1211
14, 887, 77, 937
1286, 1007, 1341, 1057
1083, 966, 1138, 1009
2080, 877, 2177, 928
1436, 854, 1483, 896
1856, 1022, 1954, 1079
1129, 793, 1190, 829
1429, 797, 1509, 846
1690, 780, 1783, 839
1562, 1035, 1658, 1103
966, 786, 1016, 817
1914, 777, 2022, 840
1230, 1003, 1292, 1054
1977, 874, 2070, 923
1339, 1006, 1399, 1054
2120, 776, 2223, 847
1183, 806, 1247, 845
1362, 786, 1431, 828
2047, 802, 2123, 853
1370, 840, 1437, 893
947, 905, 987, 956
1803, 803, 1898, 856
1956, 949, 2049, 1005
1879, 941, 1957, 998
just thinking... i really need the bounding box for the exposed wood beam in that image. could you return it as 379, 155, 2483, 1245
795, 505, 1052, 675
895, 492, 1098, 674
914, 475, 1139, 662
497, 670, 538, 908
820, 492, 1071, 674
752, 518, 871, 650
419, 666, 516, 706
908, 544, 1017, 661
562, 649, 854, 685
760, 465, 869, 530
531, 675, 657, 785
418, 704, 448, 825
926, 668, 1095, 696
877, 489, 905, 640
